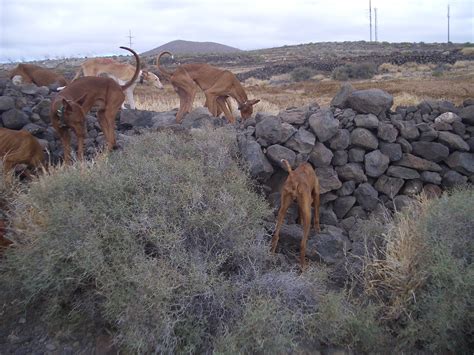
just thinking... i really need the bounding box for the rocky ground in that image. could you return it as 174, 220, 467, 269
0, 308, 117, 355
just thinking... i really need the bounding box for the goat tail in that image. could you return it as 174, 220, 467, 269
156, 51, 174, 80
281, 159, 293, 174
119, 46, 141, 91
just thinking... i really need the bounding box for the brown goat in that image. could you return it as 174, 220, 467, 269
9, 63, 68, 87
0, 128, 45, 184
50, 46, 140, 163
271, 159, 320, 270
156, 51, 259, 123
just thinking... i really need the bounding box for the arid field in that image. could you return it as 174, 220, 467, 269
133, 59, 474, 115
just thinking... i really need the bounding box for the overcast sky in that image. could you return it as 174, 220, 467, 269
0, 0, 472, 62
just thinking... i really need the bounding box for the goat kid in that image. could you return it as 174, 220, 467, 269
271, 159, 321, 270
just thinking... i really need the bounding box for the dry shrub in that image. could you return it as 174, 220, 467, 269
332, 63, 378, 81
290, 67, 315, 82
305, 292, 385, 353
215, 267, 386, 354
360, 188, 474, 352
243, 77, 269, 86
453, 60, 474, 69
461, 47, 474, 55
1, 128, 273, 353
214, 295, 299, 354
393, 92, 423, 107
311, 73, 327, 81
378, 62, 400, 73
251, 99, 281, 115
3, 127, 471, 353
269, 73, 292, 83
362, 201, 429, 321
401, 62, 435, 73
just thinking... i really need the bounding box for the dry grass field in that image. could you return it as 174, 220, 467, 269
134, 60, 474, 115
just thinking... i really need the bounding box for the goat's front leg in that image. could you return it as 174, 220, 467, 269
57, 127, 72, 164
70, 121, 87, 161
204, 92, 220, 117
216, 96, 235, 123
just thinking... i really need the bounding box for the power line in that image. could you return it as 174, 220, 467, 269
127, 29, 134, 48
375, 7, 378, 42
447, 4, 451, 43
369, 0, 373, 42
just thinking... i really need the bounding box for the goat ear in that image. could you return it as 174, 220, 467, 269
76, 93, 87, 106
62, 98, 72, 111
248, 99, 260, 106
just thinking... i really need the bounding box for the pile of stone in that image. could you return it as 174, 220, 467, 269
1, 79, 473, 264
237, 83, 473, 233
0, 79, 150, 162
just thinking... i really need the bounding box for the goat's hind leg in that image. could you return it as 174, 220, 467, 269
299, 200, 312, 270
271, 193, 293, 253
312, 186, 321, 233
171, 71, 196, 123
97, 104, 120, 152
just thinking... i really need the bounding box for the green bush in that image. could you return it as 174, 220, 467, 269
3, 127, 471, 353
214, 296, 299, 354
305, 292, 386, 353
400, 188, 474, 352
361, 188, 474, 353
1, 128, 272, 353
432, 63, 451, 77
332, 62, 378, 81
290, 67, 315, 82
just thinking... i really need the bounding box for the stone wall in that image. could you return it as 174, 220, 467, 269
237, 83, 474, 232
1, 78, 473, 233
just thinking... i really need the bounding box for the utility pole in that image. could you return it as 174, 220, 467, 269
447, 4, 450, 43
369, 0, 373, 42
127, 29, 134, 48
375, 7, 378, 42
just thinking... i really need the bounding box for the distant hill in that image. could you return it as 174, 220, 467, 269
141, 40, 242, 56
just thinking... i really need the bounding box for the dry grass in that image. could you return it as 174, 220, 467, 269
452, 60, 473, 69
362, 199, 429, 321
358, 188, 474, 352
461, 47, 474, 55
393, 92, 424, 107
133, 61, 473, 116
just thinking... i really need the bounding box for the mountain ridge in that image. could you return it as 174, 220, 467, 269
141, 39, 242, 56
